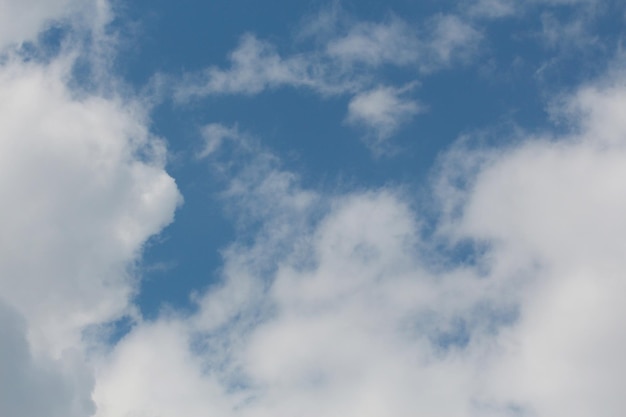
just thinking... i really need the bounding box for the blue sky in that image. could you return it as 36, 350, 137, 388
1, 1, 626, 416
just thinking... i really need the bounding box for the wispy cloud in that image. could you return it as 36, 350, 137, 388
176, 35, 321, 98
197, 123, 245, 158
462, 0, 601, 20
174, 10, 482, 151
175, 12, 483, 97
323, 16, 423, 67
464, 0, 519, 18
345, 84, 424, 150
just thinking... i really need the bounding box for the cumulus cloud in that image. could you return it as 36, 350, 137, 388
93, 131, 515, 416
95, 146, 485, 416
95, 59, 626, 417
0, 58, 181, 356
0, 2, 181, 417
445, 72, 626, 417
4, 1, 626, 417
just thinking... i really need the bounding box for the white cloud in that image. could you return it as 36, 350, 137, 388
95, 62, 626, 417
0, 58, 181, 357
198, 123, 244, 158
0, 1, 175, 416
424, 15, 483, 70
177, 13, 481, 101
463, 0, 600, 19
325, 14, 482, 72
0, 3, 181, 411
94, 159, 521, 417
435, 68, 626, 417
346, 85, 423, 148
0, 0, 75, 48
325, 17, 422, 67
93, 113, 495, 417
94, 185, 489, 417
0, 0, 111, 51
175, 34, 323, 99
529, 9, 606, 68
4, 2, 626, 417
174, 12, 481, 150
94, 318, 235, 417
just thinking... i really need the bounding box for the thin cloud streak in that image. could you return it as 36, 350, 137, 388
173, 11, 482, 150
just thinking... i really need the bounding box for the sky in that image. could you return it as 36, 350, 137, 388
1, 0, 626, 416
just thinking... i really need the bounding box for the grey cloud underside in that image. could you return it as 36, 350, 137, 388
0, 302, 95, 417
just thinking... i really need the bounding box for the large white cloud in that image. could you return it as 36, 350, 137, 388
94, 66, 626, 417
0, 58, 181, 356
448, 70, 626, 417
0, 3, 181, 413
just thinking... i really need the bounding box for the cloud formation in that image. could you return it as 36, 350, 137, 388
175, 10, 482, 150
3, 1, 626, 417
94, 64, 626, 416
345, 84, 423, 149
0, 58, 180, 356
176, 13, 481, 99
0, 1, 181, 416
